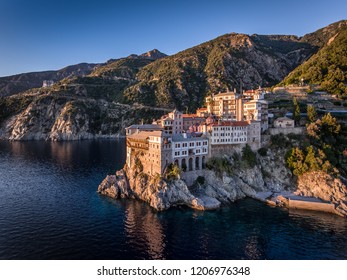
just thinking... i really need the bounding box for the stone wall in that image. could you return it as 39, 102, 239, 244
210, 143, 245, 156
181, 170, 205, 186
288, 199, 336, 214
268, 127, 305, 135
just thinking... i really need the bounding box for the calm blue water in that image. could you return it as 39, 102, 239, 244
0, 140, 347, 260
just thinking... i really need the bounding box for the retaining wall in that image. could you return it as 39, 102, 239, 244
268, 127, 305, 135
288, 199, 336, 214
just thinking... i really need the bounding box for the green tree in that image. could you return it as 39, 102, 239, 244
165, 163, 181, 180
242, 144, 257, 168
307, 113, 341, 144
286, 147, 308, 176
321, 113, 341, 136
304, 146, 320, 171
293, 97, 301, 125
307, 105, 318, 123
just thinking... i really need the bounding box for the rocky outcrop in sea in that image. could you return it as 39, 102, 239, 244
98, 149, 347, 217
98, 148, 292, 210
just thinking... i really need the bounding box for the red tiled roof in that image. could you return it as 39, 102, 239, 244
208, 121, 249, 127
182, 114, 198, 118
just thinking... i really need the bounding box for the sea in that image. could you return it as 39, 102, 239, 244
0, 140, 347, 260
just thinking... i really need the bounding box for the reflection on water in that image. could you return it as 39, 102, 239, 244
289, 209, 347, 234
0, 140, 347, 260
124, 201, 165, 259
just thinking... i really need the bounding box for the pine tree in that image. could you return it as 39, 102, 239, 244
307, 105, 318, 123
293, 97, 301, 125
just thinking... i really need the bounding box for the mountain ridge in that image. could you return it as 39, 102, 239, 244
1, 20, 346, 140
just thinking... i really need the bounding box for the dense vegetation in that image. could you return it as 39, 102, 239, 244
0, 63, 98, 97
0, 95, 34, 124
1, 20, 346, 138
206, 156, 233, 176
123, 33, 315, 111
285, 112, 347, 177
281, 25, 347, 97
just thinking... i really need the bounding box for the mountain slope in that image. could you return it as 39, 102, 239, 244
123, 33, 315, 110
0, 63, 100, 97
0, 21, 345, 140
280, 20, 347, 96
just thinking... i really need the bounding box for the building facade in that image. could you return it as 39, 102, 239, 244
171, 134, 209, 171
274, 117, 295, 128
125, 87, 268, 176
206, 91, 244, 121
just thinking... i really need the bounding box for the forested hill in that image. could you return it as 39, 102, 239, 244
280, 20, 347, 97
1, 21, 346, 140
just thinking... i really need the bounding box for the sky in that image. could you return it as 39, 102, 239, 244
0, 0, 346, 77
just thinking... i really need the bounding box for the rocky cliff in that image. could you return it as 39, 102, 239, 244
0, 93, 169, 140
1, 20, 346, 140
98, 147, 347, 217
296, 171, 347, 217
98, 148, 295, 211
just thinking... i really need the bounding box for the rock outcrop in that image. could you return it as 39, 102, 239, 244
98, 168, 220, 211
98, 148, 347, 217
98, 148, 295, 211
0, 94, 168, 141
296, 171, 347, 217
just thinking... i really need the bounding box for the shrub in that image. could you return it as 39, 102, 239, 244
287, 133, 302, 141
196, 176, 205, 185
285, 145, 337, 176
242, 144, 257, 168
232, 152, 240, 162
165, 163, 181, 181
258, 147, 268, 157
134, 157, 143, 172
206, 157, 232, 176
270, 133, 290, 148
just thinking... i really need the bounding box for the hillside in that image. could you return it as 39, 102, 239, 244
0, 21, 345, 140
280, 20, 347, 96
123, 33, 315, 110
0, 63, 100, 97
0, 50, 169, 140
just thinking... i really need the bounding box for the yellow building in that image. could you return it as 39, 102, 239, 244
206, 91, 244, 121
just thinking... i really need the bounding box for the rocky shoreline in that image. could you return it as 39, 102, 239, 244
98, 150, 347, 217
